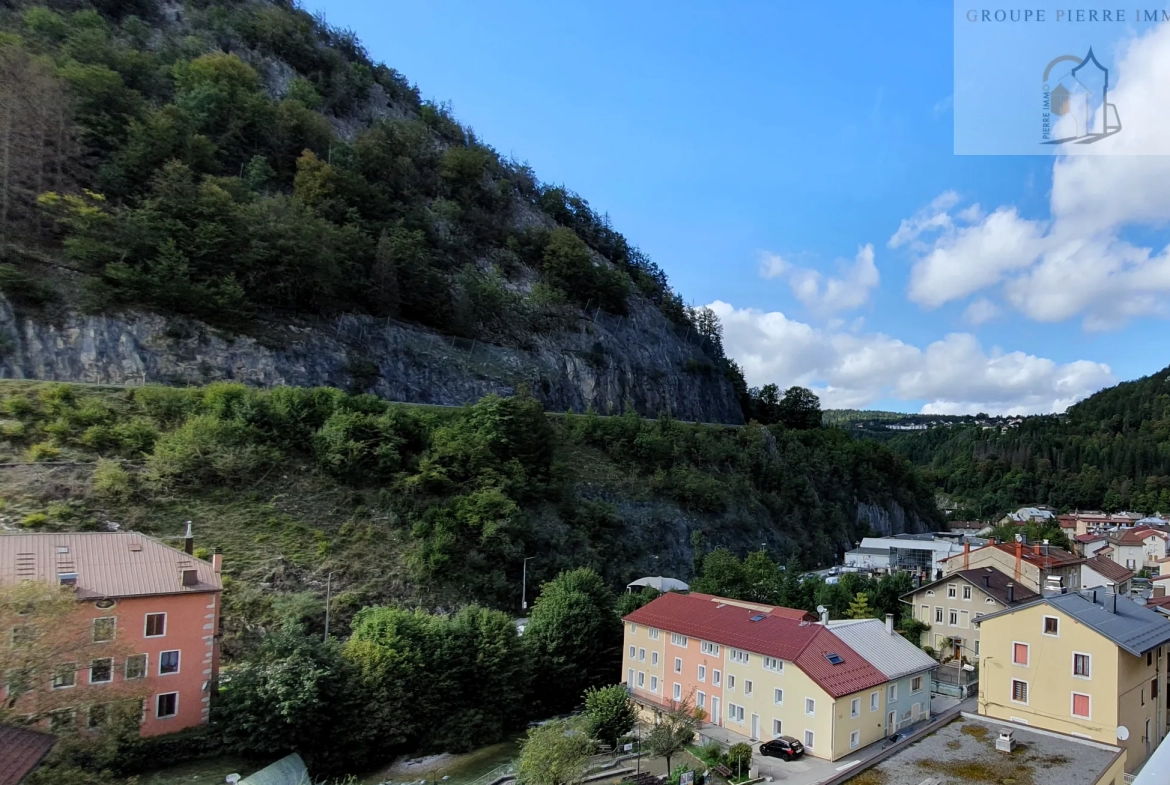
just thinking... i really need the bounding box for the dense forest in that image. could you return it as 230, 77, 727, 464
887, 364, 1170, 517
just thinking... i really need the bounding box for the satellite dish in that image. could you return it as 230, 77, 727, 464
816, 605, 827, 614
1116, 726, 1130, 741
1015, 533, 1024, 543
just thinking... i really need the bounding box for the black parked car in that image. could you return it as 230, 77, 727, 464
758, 736, 805, 761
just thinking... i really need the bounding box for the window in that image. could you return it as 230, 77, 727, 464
947, 584, 957, 598
713, 670, 721, 687
729, 703, 745, 724
1152, 677, 1160, 700
963, 585, 972, 600
804, 698, 815, 716
960, 610, 970, 629
1011, 679, 1028, 704
156, 692, 178, 719
870, 691, 879, 711
911, 676, 923, 693
698, 665, 706, 682
49, 709, 75, 732
804, 730, 814, 749
975, 640, 981, 656
159, 650, 180, 675
125, 654, 147, 680
670, 633, 688, 647
927, 590, 935, 597
1072, 692, 1090, 719
638, 648, 646, 662
1073, 653, 1091, 678
772, 719, 782, 736
637, 672, 645, 687
629, 624, 637, 635
696, 692, 706, 709
1043, 616, 1059, 636
651, 652, 659, 666
1148, 652, 1153, 667
51, 663, 76, 689
629, 646, 636, 660
648, 628, 660, 640
628, 668, 634, 686
850, 729, 860, 749
763, 656, 783, 673
744, 680, 753, 697
1012, 642, 1029, 666
985, 597, 997, 604
1126, 559, 1136, 570
888, 683, 898, 702
851, 697, 860, 718
773, 688, 783, 705
650, 676, 659, 693
935, 607, 943, 624
948, 610, 959, 626
88, 704, 107, 730
674, 657, 682, 673
144, 613, 166, 638
727, 674, 735, 691
921, 605, 930, 623
92, 617, 115, 643
701, 641, 720, 656
673, 682, 682, 701
89, 658, 112, 684
729, 648, 750, 664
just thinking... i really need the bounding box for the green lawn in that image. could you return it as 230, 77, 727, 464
129, 755, 262, 785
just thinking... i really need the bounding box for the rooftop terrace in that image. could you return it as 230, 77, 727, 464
845, 714, 1122, 785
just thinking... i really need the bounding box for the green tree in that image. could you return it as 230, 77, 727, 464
216, 624, 374, 774
778, 386, 822, 430
846, 592, 875, 620
583, 685, 637, 747
646, 697, 697, 776
616, 587, 661, 617
726, 742, 753, 776
524, 568, 622, 715
517, 718, 593, 785
689, 547, 747, 599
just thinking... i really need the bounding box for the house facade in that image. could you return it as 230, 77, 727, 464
1081, 554, 1135, 595
900, 567, 1039, 661
622, 593, 933, 761
976, 590, 1170, 774
0, 532, 223, 737
941, 539, 1083, 594
1107, 529, 1168, 573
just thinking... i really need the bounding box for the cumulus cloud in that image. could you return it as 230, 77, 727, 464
894, 21, 1170, 329
759, 246, 880, 313
788, 244, 880, 313
710, 300, 1115, 414
963, 298, 1001, 326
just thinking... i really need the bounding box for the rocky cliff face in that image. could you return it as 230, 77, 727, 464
0, 297, 744, 423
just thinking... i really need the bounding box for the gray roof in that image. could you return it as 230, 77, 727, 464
977, 590, 1170, 657
626, 576, 689, 592
846, 547, 890, 556
826, 619, 938, 680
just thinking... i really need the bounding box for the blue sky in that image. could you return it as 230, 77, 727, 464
304, 1, 1170, 413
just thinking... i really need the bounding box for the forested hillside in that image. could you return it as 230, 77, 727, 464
0, 380, 941, 638
0, 0, 758, 422
888, 364, 1170, 516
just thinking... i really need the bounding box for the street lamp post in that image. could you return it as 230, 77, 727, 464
323, 571, 337, 643
521, 556, 536, 611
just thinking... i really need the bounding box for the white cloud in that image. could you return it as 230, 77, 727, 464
710, 300, 1115, 414
787, 244, 880, 313
963, 298, 1000, 326
759, 246, 880, 313
758, 252, 788, 280
895, 22, 1170, 329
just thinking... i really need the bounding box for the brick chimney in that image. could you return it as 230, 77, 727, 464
1033, 542, 1041, 557
211, 547, 223, 574
964, 540, 970, 570
1015, 538, 1023, 581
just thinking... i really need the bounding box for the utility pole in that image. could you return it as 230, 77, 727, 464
323, 571, 336, 643
521, 556, 536, 611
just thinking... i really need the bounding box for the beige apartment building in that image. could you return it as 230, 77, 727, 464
976, 589, 1170, 774
901, 567, 1039, 661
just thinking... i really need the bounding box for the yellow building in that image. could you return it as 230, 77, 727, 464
976, 588, 1170, 774
622, 593, 936, 761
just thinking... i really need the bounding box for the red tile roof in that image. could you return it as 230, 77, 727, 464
1084, 555, 1136, 585
685, 592, 818, 621
990, 542, 1084, 568
623, 593, 887, 698
0, 725, 55, 785
0, 532, 222, 599
1075, 533, 1107, 543
1145, 595, 1170, 609
1113, 529, 1168, 546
